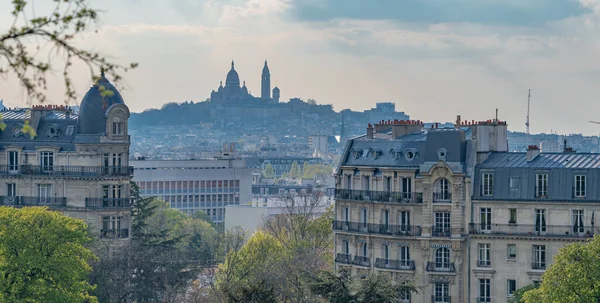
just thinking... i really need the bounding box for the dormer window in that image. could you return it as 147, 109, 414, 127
112, 122, 124, 135
46, 126, 57, 138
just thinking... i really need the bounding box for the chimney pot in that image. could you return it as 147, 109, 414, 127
527, 145, 540, 162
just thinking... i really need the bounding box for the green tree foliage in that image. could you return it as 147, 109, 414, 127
307, 270, 417, 303
0, 207, 97, 303
263, 163, 275, 178
91, 182, 219, 302
1, 0, 136, 105
307, 98, 317, 105
215, 231, 285, 302
289, 161, 301, 179
507, 284, 538, 303
523, 236, 600, 303
302, 164, 333, 180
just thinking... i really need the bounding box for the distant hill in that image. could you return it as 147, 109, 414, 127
130, 101, 212, 127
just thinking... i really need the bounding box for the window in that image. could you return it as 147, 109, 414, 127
37, 184, 52, 198
112, 122, 124, 135
479, 279, 491, 302
507, 244, 517, 260
381, 244, 389, 262
399, 288, 411, 303
101, 216, 125, 238
572, 209, 584, 234
66, 125, 74, 135
399, 245, 410, 267
382, 209, 390, 230
480, 208, 491, 232
478, 243, 491, 267
399, 211, 410, 232
534, 209, 547, 233
341, 240, 349, 254
535, 174, 548, 198
346, 175, 352, 190
434, 283, 450, 303
6, 183, 16, 197
362, 176, 370, 191
433, 178, 451, 202
434, 247, 450, 270
532, 245, 546, 269
574, 175, 586, 198
402, 177, 412, 197
482, 173, 494, 196
434, 212, 451, 236
509, 177, 520, 198
384, 176, 392, 192
509, 208, 517, 224
508, 279, 517, 296
39, 151, 54, 171
361, 242, 368, 257
8, 151, 18, 172
360, 208, 368, 227
342, 207, 349, 223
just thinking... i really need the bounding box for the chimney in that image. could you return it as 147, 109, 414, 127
563, 138, 568, 152
366, 123, 374, 139
391, 120, 423, 138
527, 145, 540, 162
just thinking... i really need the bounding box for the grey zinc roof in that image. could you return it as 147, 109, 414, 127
478, 152, 600, 169
77, 73, 125, 134
341, 128, 468, 168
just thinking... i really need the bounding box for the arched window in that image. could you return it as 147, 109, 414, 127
433, 178, 451, 202
434, 247, 451, 270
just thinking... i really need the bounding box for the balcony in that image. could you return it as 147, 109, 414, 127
0, 196, 66, 207
426, 262, 456, 273
477, 260, 491, 268
335, 189, 422, 204
0, 165, 134, 178
469, 223, 594, 237
335, 253, 352, 264
100, 229, 129, 239
432, 295, 451, 303
433, 192, 452, 203
333, 221, 422, 236
352, 255, 370, 267
432, 226, 452, 237
531, 262, 546, 270
86, 198, 132, 208
374, 258, 415, 271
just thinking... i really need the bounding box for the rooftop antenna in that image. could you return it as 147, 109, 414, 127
526, 89, 531, 135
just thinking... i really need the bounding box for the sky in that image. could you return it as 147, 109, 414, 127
1, 0, 600, 135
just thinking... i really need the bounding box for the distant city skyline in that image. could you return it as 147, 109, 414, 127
2, 0, 600, 135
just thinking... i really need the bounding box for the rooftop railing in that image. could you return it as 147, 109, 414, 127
335, 189, 423, 204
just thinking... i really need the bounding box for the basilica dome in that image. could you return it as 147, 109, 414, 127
225, 61, 240, 87
77, 71, 125, 134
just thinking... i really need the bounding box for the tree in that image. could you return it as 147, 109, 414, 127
307, 98, 317, 105
523, 236, 600, 303
0, 207, 97, 302
302, 161, 309, 178
1, 0, 136, 105
307, 270, 417, 303
263, 163, 275, 178
507, 284, 538, 303
289, 161, 301, 179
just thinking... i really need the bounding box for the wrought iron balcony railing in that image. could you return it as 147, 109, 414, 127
532, 262, 546, 270
100, 229, 129, 239
477, 260, 491, 267
374, 258, 415, 270
0, 165, 134, 177
333, 221, 422, 236
469, 223, 594, 237
335, 189, 423, 204
433, 192, 452, 202
335, 253, 352, 264
352, 255, 370, 267
426, 262, 456, 273
0, 196, 66, 207
86, 198, 132, 208
432, 295, 451, 303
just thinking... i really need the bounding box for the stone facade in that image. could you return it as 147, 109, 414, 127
0, 72, 132, 241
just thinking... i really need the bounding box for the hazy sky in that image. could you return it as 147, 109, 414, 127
2, 0, 600, 135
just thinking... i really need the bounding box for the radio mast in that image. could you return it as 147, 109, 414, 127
526, 89, 531, 135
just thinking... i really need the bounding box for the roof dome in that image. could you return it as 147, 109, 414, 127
225, 61, 240, 87
77, 71, 125, 134
273, 86, 280, 92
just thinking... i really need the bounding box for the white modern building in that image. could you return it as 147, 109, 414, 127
131, 155, 252, 222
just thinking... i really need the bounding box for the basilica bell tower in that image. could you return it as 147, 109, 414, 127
261, 60, 271, 100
